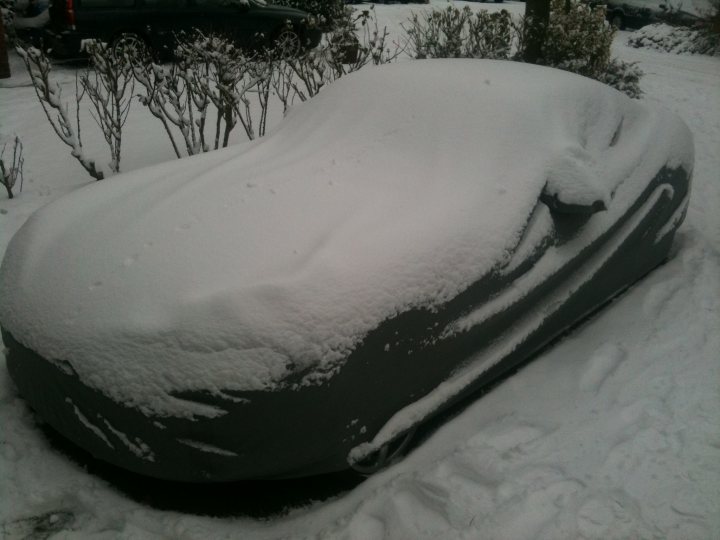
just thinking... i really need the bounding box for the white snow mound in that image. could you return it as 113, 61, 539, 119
0, 60, 693, 417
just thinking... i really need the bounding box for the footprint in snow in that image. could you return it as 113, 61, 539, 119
2, 510, 75, 540
434, 464, 495, 519
579, 343, 626, 393
467, 423, 550, 454
379, 484, 452, 537
577, 491, 652, 540
342, 514, 385, 540
642, 278, 682, 316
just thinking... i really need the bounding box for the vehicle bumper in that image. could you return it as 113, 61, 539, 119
42, 28, 84, 57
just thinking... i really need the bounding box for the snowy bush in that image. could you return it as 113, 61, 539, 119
0, 135, 24, 198
627, 22, 720, 55
538, 0, 643, 96
541, 0, 614, 79
597, 58, 644, 99
404, 6, 473, 59
404, 6, 516, 60
402, 1, 643, 98
466, 9, 515, 60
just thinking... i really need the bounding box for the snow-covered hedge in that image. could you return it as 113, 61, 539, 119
402, 0, 643, 98
405, 6, 516, 60
542, 0, 613, 79
596, 58, 644, 99
627, 22, 720, 55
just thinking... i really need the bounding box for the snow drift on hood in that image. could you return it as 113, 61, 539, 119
0, 60, 693, 417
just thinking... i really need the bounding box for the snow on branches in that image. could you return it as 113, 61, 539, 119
0, 135, 24, 199
17, 46, 106, 180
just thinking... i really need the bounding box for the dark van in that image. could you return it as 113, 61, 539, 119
44, 0, 322, 58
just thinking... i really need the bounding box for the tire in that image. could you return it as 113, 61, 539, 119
272, 27, 303, 58
609, 12, 625, 30
111, 32, 151, 63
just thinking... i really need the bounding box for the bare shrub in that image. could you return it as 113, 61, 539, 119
131, 61, 196, 158
81, 40, 135, 173
1, 135, 24, 198
342, 6, 405, 67
17, 46, 105, 180
18, 41, 136, 179
178, 33, 267, 145
280, 7, 402, 104
132, 32, 274, 156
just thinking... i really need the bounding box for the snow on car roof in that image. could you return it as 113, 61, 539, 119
0, 60, 693, 417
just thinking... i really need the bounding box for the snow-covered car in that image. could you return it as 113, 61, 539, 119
0, 60, 693, 482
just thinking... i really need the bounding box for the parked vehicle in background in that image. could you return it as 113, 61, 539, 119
43, 0, 322, 58
593, 0, 700, 30
345, 1, 429, 4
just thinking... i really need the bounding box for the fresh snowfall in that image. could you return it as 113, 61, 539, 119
0, 2, 719, 539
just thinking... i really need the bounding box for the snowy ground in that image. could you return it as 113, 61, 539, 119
1, 2, 719, 539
